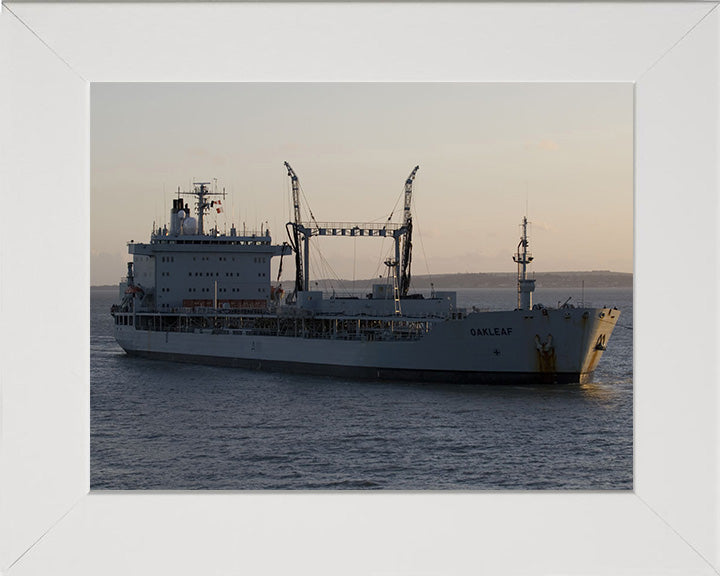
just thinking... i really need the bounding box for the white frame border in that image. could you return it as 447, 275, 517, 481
1, 3, 718, 575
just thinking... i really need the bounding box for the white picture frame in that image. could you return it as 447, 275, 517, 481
1, 2, 718, 575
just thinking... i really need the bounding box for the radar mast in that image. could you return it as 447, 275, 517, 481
513, 216, 536, 310
185, 181, 225, 236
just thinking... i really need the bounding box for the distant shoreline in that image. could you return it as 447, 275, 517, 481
92, 270, 632, 290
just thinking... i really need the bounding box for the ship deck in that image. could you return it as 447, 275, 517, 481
112, 308, 442, 342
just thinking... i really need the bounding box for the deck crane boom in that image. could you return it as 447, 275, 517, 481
284, 161, 304, 296
399, 165, 419, 297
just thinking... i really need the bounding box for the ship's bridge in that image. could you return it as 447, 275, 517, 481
126, 230, 290, 312
148, 226, 276, 245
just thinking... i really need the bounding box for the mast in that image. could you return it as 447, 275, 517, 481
513, 216, 536, 310
284, 161, 305, 296
174, 181, 225, 236
399, 165, 419, 297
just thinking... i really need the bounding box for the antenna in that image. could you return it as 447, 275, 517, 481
513, 216, 536, 310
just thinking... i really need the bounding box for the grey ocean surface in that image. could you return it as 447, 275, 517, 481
91, 286, 633, 490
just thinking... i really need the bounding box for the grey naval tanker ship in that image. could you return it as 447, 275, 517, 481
111, 164, 619, 384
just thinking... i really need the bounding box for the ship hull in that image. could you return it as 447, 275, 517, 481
124, 348, 589, 384
114, 307, 619, 385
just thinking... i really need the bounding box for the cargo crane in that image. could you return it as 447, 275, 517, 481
284, 161, 305, 297
283, 163, 416, 301
399, 165, 419, 297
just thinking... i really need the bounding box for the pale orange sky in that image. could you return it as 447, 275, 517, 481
91, 83, 633, 286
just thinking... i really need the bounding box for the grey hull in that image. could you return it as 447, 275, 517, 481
126, 348, 592, 385
115, 306, 618, 385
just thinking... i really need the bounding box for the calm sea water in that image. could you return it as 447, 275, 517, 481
91, 286, 633, 490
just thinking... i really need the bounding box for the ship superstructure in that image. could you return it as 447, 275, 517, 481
112, 165, 619, 384
118, 181, 288, 314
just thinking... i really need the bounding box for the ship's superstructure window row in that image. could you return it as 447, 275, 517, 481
151, 238, 272, 246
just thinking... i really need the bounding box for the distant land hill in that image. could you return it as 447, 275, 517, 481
398, 271, 632, 289
92, 271, 632, 290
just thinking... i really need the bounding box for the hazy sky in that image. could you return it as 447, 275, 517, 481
91, 83, 632, 286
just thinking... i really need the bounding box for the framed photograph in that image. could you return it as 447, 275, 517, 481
1, 2, 718, 575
